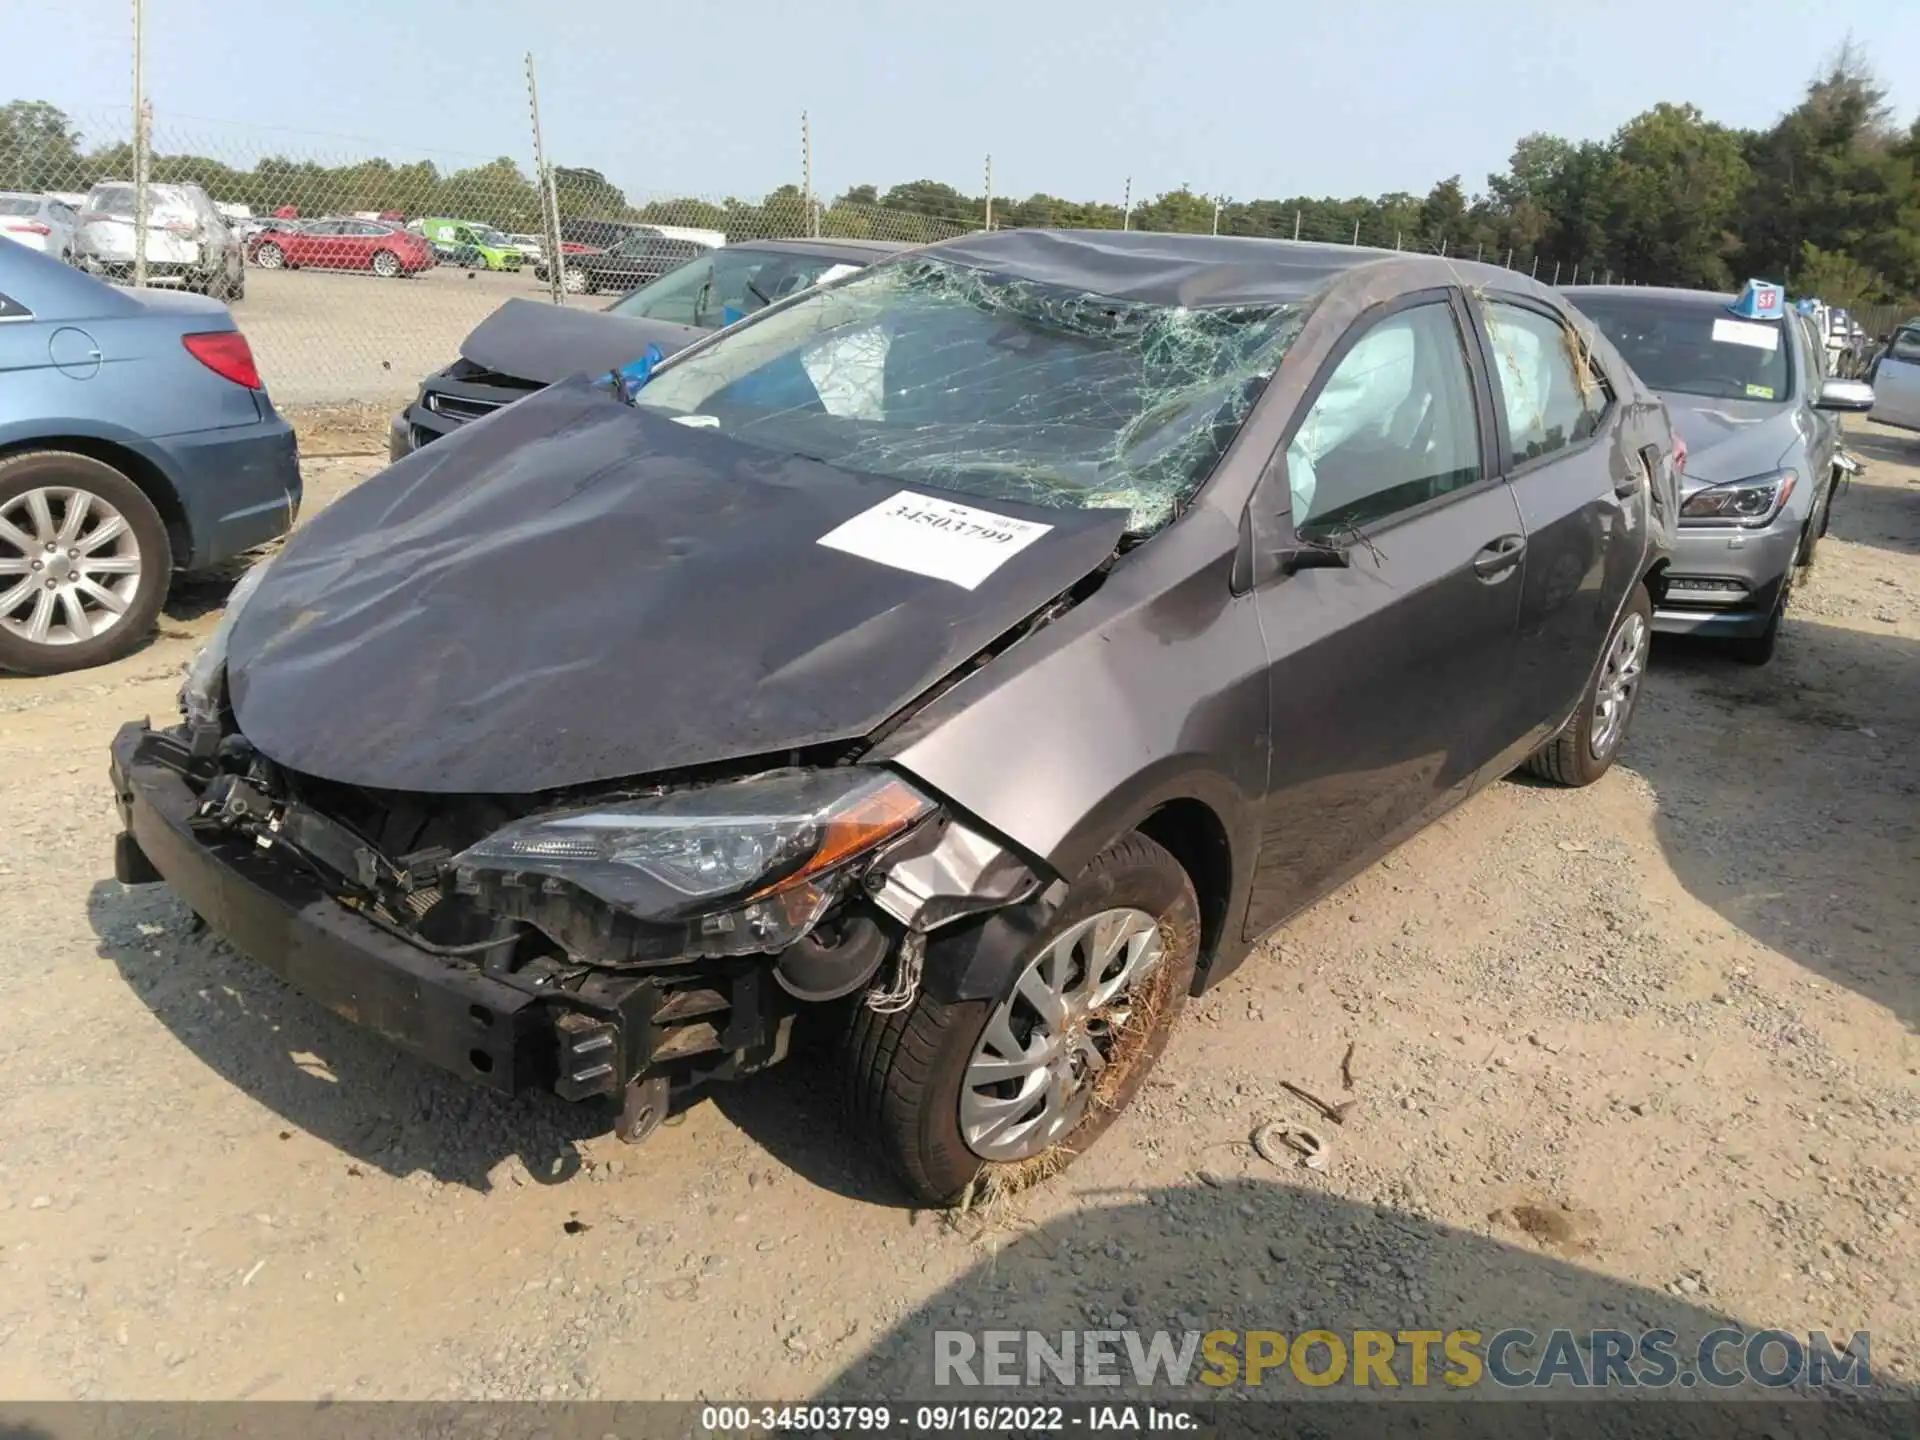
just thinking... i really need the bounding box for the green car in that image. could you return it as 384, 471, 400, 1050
414, 217, 523, 271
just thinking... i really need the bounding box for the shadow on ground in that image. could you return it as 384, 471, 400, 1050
1632, 620, 1919, 1031
817, 1176, 1908, 1430
86, 876, 611, 1190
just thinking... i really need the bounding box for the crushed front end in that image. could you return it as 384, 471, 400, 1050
108, 703, 1040, 1142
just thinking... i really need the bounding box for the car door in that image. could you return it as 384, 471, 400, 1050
1790, 318, 1840, 498
1468, 293, 1629, 764
1242, 289, 1524, 936
1870, 326, 1920, 429
343, 222, 383, 270
292, 220, 336, 268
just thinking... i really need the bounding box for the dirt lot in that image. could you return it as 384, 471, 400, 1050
0, 426, 1915, 1403
234, 265, 563, 408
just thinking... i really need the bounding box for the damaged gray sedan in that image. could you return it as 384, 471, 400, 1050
108, 231, 1677, 1203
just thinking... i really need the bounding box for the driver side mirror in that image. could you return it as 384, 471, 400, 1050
1815, 377, 1875, 412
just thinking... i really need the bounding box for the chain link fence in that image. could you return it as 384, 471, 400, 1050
2, 102, 1641, 412
0, 106, 990, 407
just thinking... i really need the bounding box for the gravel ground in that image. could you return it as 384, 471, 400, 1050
232, 265, 566, 408
0, 426, 1914, 1403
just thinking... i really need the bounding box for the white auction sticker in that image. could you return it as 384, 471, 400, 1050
817, 490, 1053, 590
1712, 317, 1780, 352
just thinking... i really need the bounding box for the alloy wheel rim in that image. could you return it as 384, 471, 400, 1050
257, 245, 282, 268
374, 251, 398, 276
1589, 612, 1648, 758
0, 486, 143, 647
959, 907, 1165, 1162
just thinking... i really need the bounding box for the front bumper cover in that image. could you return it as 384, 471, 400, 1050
1652, 521, 1800, 637
111, 720, 556, 1094
107, 721, 791, 1102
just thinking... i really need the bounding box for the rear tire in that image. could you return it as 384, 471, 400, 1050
1524, 582, 1653, 787
841, 832, 1200, 1205
0, 451, 172, 676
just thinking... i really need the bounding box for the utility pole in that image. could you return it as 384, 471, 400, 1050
1122, 176, 1131, 232
801, 111, 816, 238
525, 54, 565, 305
1292, 209, 1301, 241
1211, 197, 1221, 236
983, 154, 992, 232
1393, 230, 1401, 251
131, 0, 148, 287
1352, 218, 1360, 246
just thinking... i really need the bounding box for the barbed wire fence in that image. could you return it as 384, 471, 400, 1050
0, 84, 1648, 413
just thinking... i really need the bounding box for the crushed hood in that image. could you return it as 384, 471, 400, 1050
1660, 392, 1800, 486
227, 376, 1126, 794
459, 297, 709, 385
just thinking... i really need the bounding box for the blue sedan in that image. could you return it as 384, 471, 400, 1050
0, 240, 300, 674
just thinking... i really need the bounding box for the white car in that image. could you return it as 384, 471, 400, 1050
74, 180, 246, 299
509, 232, 544, 264
1868, 320, 1920, 431
0, 192, 79, 263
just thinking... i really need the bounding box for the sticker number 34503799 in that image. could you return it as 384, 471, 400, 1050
816, 490, 1054, 590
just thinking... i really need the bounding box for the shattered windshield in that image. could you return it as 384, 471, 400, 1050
632, 258, 1304, 534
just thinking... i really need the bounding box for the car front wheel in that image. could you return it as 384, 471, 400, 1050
842, 832, 1201, 1205
1524, 582, 1653, 786
562, 266, 588, 294
0, 451, 172, 676
254, 243, 284, 269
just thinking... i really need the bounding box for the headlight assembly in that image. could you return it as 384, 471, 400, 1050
451, 768, 935, 956
1679, 469, 1796, 527
180, 554, 276, 726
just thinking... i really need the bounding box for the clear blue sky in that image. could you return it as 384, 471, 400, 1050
5, 0, 1919, 207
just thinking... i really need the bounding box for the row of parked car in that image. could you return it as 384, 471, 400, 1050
2, 181, 248, 297
0, 220, 1899, 1203
1, 181, 731, 293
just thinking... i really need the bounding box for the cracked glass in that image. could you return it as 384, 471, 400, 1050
630, 257, 1305, 535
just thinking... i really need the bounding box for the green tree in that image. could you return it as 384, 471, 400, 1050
1603, 103, 1751, 288
0, 100, 83, 191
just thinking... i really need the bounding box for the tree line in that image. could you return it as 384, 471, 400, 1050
2, 47, 1914, 312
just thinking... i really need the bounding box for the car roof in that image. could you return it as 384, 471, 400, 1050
729, 236, 911, 260
918, 227, 1456, 308
1562, 283, 1741, 308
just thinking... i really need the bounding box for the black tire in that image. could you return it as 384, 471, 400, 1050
1725, 565, 1792, 667
841, 832, 1201, 1205
0, 451, 172, 676
1524, 582, 1654, 787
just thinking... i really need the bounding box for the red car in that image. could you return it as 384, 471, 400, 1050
248, 218, 435, 278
